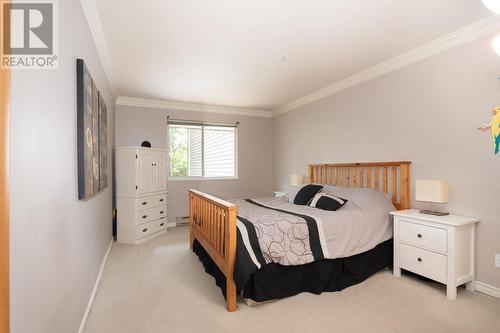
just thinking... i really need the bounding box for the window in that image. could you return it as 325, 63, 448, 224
168, 121, 237, 179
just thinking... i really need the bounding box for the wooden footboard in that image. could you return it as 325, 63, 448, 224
188, 189, 238, 311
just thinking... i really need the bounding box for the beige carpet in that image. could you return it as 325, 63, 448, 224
84, 227, 500, 333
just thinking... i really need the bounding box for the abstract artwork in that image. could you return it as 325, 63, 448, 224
77, 59, 108, 200
98, 92, 108, 189
92, 77, 100, 194
477, 106, 500, 155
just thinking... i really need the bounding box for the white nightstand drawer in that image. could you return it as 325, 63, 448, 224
399, 243, 447, 283
137, 219, 167, 239
392, 209, 479, 299
400, 219, 447, 253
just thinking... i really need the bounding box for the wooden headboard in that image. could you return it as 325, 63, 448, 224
308, 161, 411, 210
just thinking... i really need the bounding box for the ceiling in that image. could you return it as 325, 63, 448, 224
94, 0, 493, 111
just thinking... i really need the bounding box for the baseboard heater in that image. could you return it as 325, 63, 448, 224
176, 216, 189, 226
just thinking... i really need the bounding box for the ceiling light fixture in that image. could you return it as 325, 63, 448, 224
482, 1, 500, 56
482, 0, 500, 14
492, 34, 500, 56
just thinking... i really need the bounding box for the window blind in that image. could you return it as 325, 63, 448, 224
187, 126, 202, 177
167, 121, 237, 178
204, 126, 235, 177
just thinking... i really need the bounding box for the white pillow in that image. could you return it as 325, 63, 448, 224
287, 184, 303, 203
322, 185, 395, 213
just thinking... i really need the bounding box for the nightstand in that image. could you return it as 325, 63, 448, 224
391, 209, 479, 299
273, 191, 288, 198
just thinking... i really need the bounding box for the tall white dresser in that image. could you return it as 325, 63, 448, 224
116, 147, 168, 244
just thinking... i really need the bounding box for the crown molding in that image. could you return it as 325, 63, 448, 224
115, 96, 273, 118
274, 15, 500, 116
80, 0, 114, 95
81, 6, 500, 117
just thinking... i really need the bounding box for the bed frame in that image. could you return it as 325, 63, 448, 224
189, 161, 411, 311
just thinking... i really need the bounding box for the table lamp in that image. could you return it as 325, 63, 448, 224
415, 180, 449, 216
290, 174, 303, 187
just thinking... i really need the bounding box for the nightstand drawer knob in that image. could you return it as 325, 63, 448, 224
142, 215, 147, 219
417, 257, 422, 262
417, 233, 422, 238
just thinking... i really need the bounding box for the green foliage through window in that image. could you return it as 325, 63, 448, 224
168, 127, 188, 176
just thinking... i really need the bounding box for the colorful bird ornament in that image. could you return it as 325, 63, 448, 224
478, 106, 500, 154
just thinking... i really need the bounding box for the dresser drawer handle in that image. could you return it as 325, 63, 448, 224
142, 228, 148, 232
160, 223, 165, 226
159, 198, 164, 202
142, 215, 147, 219
160, 211, 164, 214
417, 257, 422, 262
417, 233, 422, 238
142, 202, 147, 205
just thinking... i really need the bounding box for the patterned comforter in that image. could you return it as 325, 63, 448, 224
230, 191, 394, 291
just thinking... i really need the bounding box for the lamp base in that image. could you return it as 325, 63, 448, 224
420, 210, 450, 216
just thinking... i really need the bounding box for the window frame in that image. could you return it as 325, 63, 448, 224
167, 121, 239, 181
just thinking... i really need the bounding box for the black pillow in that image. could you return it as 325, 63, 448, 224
293, 184, 323, 205
310, 193, 347, 211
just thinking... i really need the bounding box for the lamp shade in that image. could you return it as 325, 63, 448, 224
290, 174, 303, 187
415, 180, 449, 203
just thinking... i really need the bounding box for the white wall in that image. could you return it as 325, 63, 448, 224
9, 1, 115, 332
115, 105, 273, 223
273, 34, 500, 288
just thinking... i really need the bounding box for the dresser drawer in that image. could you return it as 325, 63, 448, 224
399, 243, 447, 283
136, 205, 167, 225
399, 219, 447, 253
137, 219, 167, 239
136, 193, 167, 210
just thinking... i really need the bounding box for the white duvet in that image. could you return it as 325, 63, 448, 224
254, 185, 394, 259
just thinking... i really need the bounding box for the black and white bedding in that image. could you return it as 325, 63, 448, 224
230, 185, 395, 291
235, 199, 326, 267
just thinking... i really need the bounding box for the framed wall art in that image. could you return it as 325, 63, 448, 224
77, 58, 108, 200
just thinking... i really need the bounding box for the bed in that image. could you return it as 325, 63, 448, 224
188, 161, 411, 311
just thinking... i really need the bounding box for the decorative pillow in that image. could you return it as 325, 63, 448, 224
309, 193, 348, 211
293, 184, 323, 205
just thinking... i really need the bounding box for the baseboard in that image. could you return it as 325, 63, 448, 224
78, 237, 114, 333
473, 281, 500, 299
166, 221, 176, 228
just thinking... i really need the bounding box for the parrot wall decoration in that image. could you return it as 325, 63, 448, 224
477, 106, 500, 154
